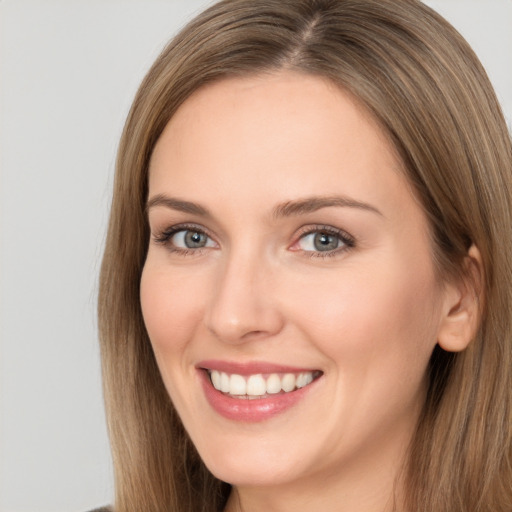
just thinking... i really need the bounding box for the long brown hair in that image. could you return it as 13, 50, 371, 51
98, 1, 512, 510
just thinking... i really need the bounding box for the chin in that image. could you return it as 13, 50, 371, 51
190, 429, 308, 487
204, 456, 299, 488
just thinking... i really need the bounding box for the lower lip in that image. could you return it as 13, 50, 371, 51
199, 370, 319, 422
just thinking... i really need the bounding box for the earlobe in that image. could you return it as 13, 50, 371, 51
437, 245, 484, 353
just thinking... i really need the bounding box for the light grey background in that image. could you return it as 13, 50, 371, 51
0, 1, 510, 511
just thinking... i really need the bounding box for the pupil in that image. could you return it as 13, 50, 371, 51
185, 231, 206, 248
314, 233, 338, 251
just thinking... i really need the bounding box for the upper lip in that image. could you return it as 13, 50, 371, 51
197, 359, 320, 375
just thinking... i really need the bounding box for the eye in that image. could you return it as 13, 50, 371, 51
153, 225, 217, 254
171, 229, 215, 249
292, 226, 355, 256
299, 232, 341, 252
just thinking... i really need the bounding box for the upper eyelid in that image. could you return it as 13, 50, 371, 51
294, 224, 355, 241
155, 222, 211, 236
297, 225, 349, 235
153, 223, 352, 236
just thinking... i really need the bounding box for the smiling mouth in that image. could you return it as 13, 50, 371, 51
207, 369, 323, 399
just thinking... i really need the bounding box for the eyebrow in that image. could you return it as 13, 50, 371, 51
146, 194, 383, 218
146, 194, 211, 217
272, 195, 383, 219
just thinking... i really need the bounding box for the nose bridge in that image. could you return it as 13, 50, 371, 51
205, 245, 283, 343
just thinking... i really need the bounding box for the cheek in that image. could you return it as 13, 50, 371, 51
140, 263, 207, 356
284, 256, 441, 376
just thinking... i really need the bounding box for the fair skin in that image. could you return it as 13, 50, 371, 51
141, 72, 475, 512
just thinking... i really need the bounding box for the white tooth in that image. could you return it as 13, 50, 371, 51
266, 373, 282, 394
247, 374, 266, 396
281, 373, 296, 392
220, 372, 230, 393
296, 373, 307, 388
211, 370, 221, 390
296, 372, 315, 388
230, 374, 247, 395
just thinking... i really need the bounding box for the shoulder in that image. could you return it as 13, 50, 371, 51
87, 508, 112, 512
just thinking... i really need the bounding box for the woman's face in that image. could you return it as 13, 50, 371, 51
141, 73, 450, 493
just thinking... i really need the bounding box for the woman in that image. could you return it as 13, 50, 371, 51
97, 0, 512, 511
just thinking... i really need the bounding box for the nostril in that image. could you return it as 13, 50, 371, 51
205, 305, 284, 345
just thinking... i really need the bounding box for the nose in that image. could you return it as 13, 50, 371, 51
204, 252, 285, 344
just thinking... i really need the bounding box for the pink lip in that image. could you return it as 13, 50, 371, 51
197, 361, 322, 423
197, 359, 316, 375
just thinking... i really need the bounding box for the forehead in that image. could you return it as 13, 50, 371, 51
152, 72, 393, 159
148, 71, 418, 225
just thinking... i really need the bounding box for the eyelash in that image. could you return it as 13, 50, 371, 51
152, 223, 356, 258
153, 223, 213, 256
296, 225, 355, 257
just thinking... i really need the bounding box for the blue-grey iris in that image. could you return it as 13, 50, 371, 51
314, 233, 339, 251
185, 231, 208, 248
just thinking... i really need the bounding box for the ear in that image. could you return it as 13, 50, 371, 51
437, 245, 484, 352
